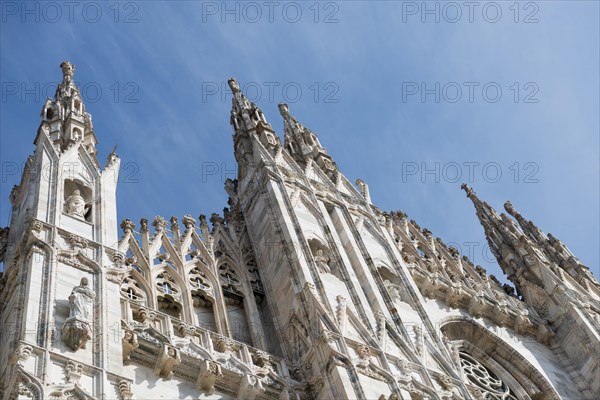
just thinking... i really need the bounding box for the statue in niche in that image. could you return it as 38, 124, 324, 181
62, 278, 95, 351
68, 277, 95, 320
388, 284, 402, 303
65, 189, 89, 219
314, 249, 331, 274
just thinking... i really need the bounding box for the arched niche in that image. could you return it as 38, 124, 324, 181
308, 238, 333, 274
441, 317, 560, 400
63, 179, 92, 222
378, 264, 400, 286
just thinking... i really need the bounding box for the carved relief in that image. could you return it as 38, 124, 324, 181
65, 360, 83, 384
314, 249, 331, 274
335, 295, 347, 334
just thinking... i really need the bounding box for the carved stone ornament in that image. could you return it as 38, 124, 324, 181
118, 379, 133, 400
216, 336, 237, 353
155, 344, 181, 379
68, 234, 88, 249
15, 343, 33, 365
197, 360, 223, 394
65, 360, 83, 384
460, 352, 518, 400
122, 329, 139, 362
120, 219, 135, 233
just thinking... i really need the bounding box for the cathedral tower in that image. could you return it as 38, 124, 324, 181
0, 62, 123, 399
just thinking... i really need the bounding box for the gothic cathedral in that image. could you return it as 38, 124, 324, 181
0, 63, 598, 400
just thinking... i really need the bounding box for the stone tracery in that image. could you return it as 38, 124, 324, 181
459, 352, 518, 400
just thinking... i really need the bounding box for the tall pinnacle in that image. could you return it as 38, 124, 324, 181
504, 200, 595, 284
228, 77, 273, 134
38, 62, 98, 164
460, 183, 508, 245
227, 78, 280, 174
462, 184, 599, 298
461, 184, 528, 288
278, 103, 337, 180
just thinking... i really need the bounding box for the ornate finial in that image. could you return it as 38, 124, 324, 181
209, 213, 224, 226
227, 78, 240, 93
120, 219, 135, 233
152, 216, 168, 232
60, 61, 75, 80
182, 215, 196, 229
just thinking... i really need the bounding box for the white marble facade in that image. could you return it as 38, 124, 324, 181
0, 64, 598, 400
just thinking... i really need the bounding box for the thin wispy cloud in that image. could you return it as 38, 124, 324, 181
1, 1, 598, 279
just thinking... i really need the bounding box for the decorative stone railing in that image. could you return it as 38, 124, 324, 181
408, 265, 554, 344
122, 302, 298, 400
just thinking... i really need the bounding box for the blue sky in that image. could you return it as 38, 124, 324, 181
1, 1, 598, 280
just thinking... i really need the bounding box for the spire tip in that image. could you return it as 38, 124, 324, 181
227, 78, 240, 93
461, 183, 475, 197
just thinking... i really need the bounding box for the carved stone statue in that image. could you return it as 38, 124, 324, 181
68, 277, 95, 320
62, 278, 95, 351
65, 189, 89, 219
57, 61, 76, 99
314, 249, 331, 274
61, 60, 75, 79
